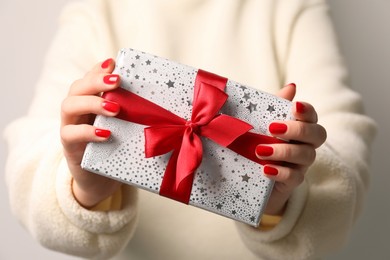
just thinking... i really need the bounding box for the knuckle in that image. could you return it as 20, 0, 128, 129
282, 167, 293, 182
278, 144, 292, 160
61, 98, 72, 115
60, 124, 92, 145
60, 126, 71, 144
314, 125, 327, 148
295, 122, 307, 138
284, 168, 304, 187
277, 168, 299, 192
306, 147, 317, 164
313, 112, 319, 123
319, 126, 327, 143
294, 172, 305, 186
69, 79, 83, 95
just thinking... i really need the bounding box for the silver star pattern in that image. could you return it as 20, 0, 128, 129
246, 102, 257, 113
243, 92, 251, 101
267, 105, 275, 113
166, 80, 175, 88
239, 85, 247, 92
241, 174, 251, 182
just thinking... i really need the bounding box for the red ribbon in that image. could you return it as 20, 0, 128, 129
103, 69, 284, 203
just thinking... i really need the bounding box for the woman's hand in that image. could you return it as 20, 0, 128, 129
60, 58, 123, 208
257, 84, 327, 215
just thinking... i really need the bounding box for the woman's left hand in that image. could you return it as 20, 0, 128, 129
256, 84, 327, 215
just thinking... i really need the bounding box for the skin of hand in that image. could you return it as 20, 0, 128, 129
258, 84, 327, 216
61, 58, 123, 208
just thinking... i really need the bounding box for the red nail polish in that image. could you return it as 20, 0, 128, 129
95, 129, 111, 138
296, 102, 306, 114
269, 122, 287, 134
102, 101, 120, 113
264, 166, 278, 176
255, 145, 274, 157
101, 58, 113, 69
287, 83, 296, 88
103, 74, 119, 84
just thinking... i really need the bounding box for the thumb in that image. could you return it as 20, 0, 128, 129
276, 83, 296, 101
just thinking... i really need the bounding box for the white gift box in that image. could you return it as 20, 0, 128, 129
81, 48, 294, 226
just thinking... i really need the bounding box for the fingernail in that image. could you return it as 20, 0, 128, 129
255, 145, 274, 157
296, 102, 306, 114
102, 100, 120, 113
101, 58, 113, 69
286, 83, 296, 88
264, 166, 278, 176
103, 74, 119, 84
95, 129, 111, 138
269, 122, 287, 134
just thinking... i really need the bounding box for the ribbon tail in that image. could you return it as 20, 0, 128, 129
175, 129, 203, 190
227, 132, 286, 165
144, 125, 185, 157
159, 149, 196, 204
159, 129, 203, 204
201, 114, 253, 147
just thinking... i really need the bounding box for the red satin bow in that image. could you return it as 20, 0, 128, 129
103, 69, 284, 203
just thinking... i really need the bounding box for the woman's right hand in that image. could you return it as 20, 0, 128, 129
60, 58, 123, 208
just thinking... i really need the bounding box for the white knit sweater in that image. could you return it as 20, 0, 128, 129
4, 0, 376, 259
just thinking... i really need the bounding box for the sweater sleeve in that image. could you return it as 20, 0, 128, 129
4, 2, 138, 259
235, 0, 376, 259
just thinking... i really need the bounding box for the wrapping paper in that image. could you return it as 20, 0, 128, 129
81, 48, 294, 226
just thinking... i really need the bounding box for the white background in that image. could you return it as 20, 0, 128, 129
0, 0, 389, 259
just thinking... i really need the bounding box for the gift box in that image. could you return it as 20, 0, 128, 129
81, 48, 294, 227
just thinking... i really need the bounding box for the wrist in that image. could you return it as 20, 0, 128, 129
89, 186, 123, 211
71, 178, 120, 209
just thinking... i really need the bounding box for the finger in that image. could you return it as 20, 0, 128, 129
87, 58, 116, 75
100, 58, 116, 72
256, 143, 316, 166
61, 96, 120, 125
268, 121, 327, 148
69, 58, 118, 96
276, 83, 296, 101
69, 72, 121, 96
61, 124, 111, 149
294, 101, 318, 123
262, 164, 306, 193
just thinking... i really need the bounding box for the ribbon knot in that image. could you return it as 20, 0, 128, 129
185, 120, 200, 134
